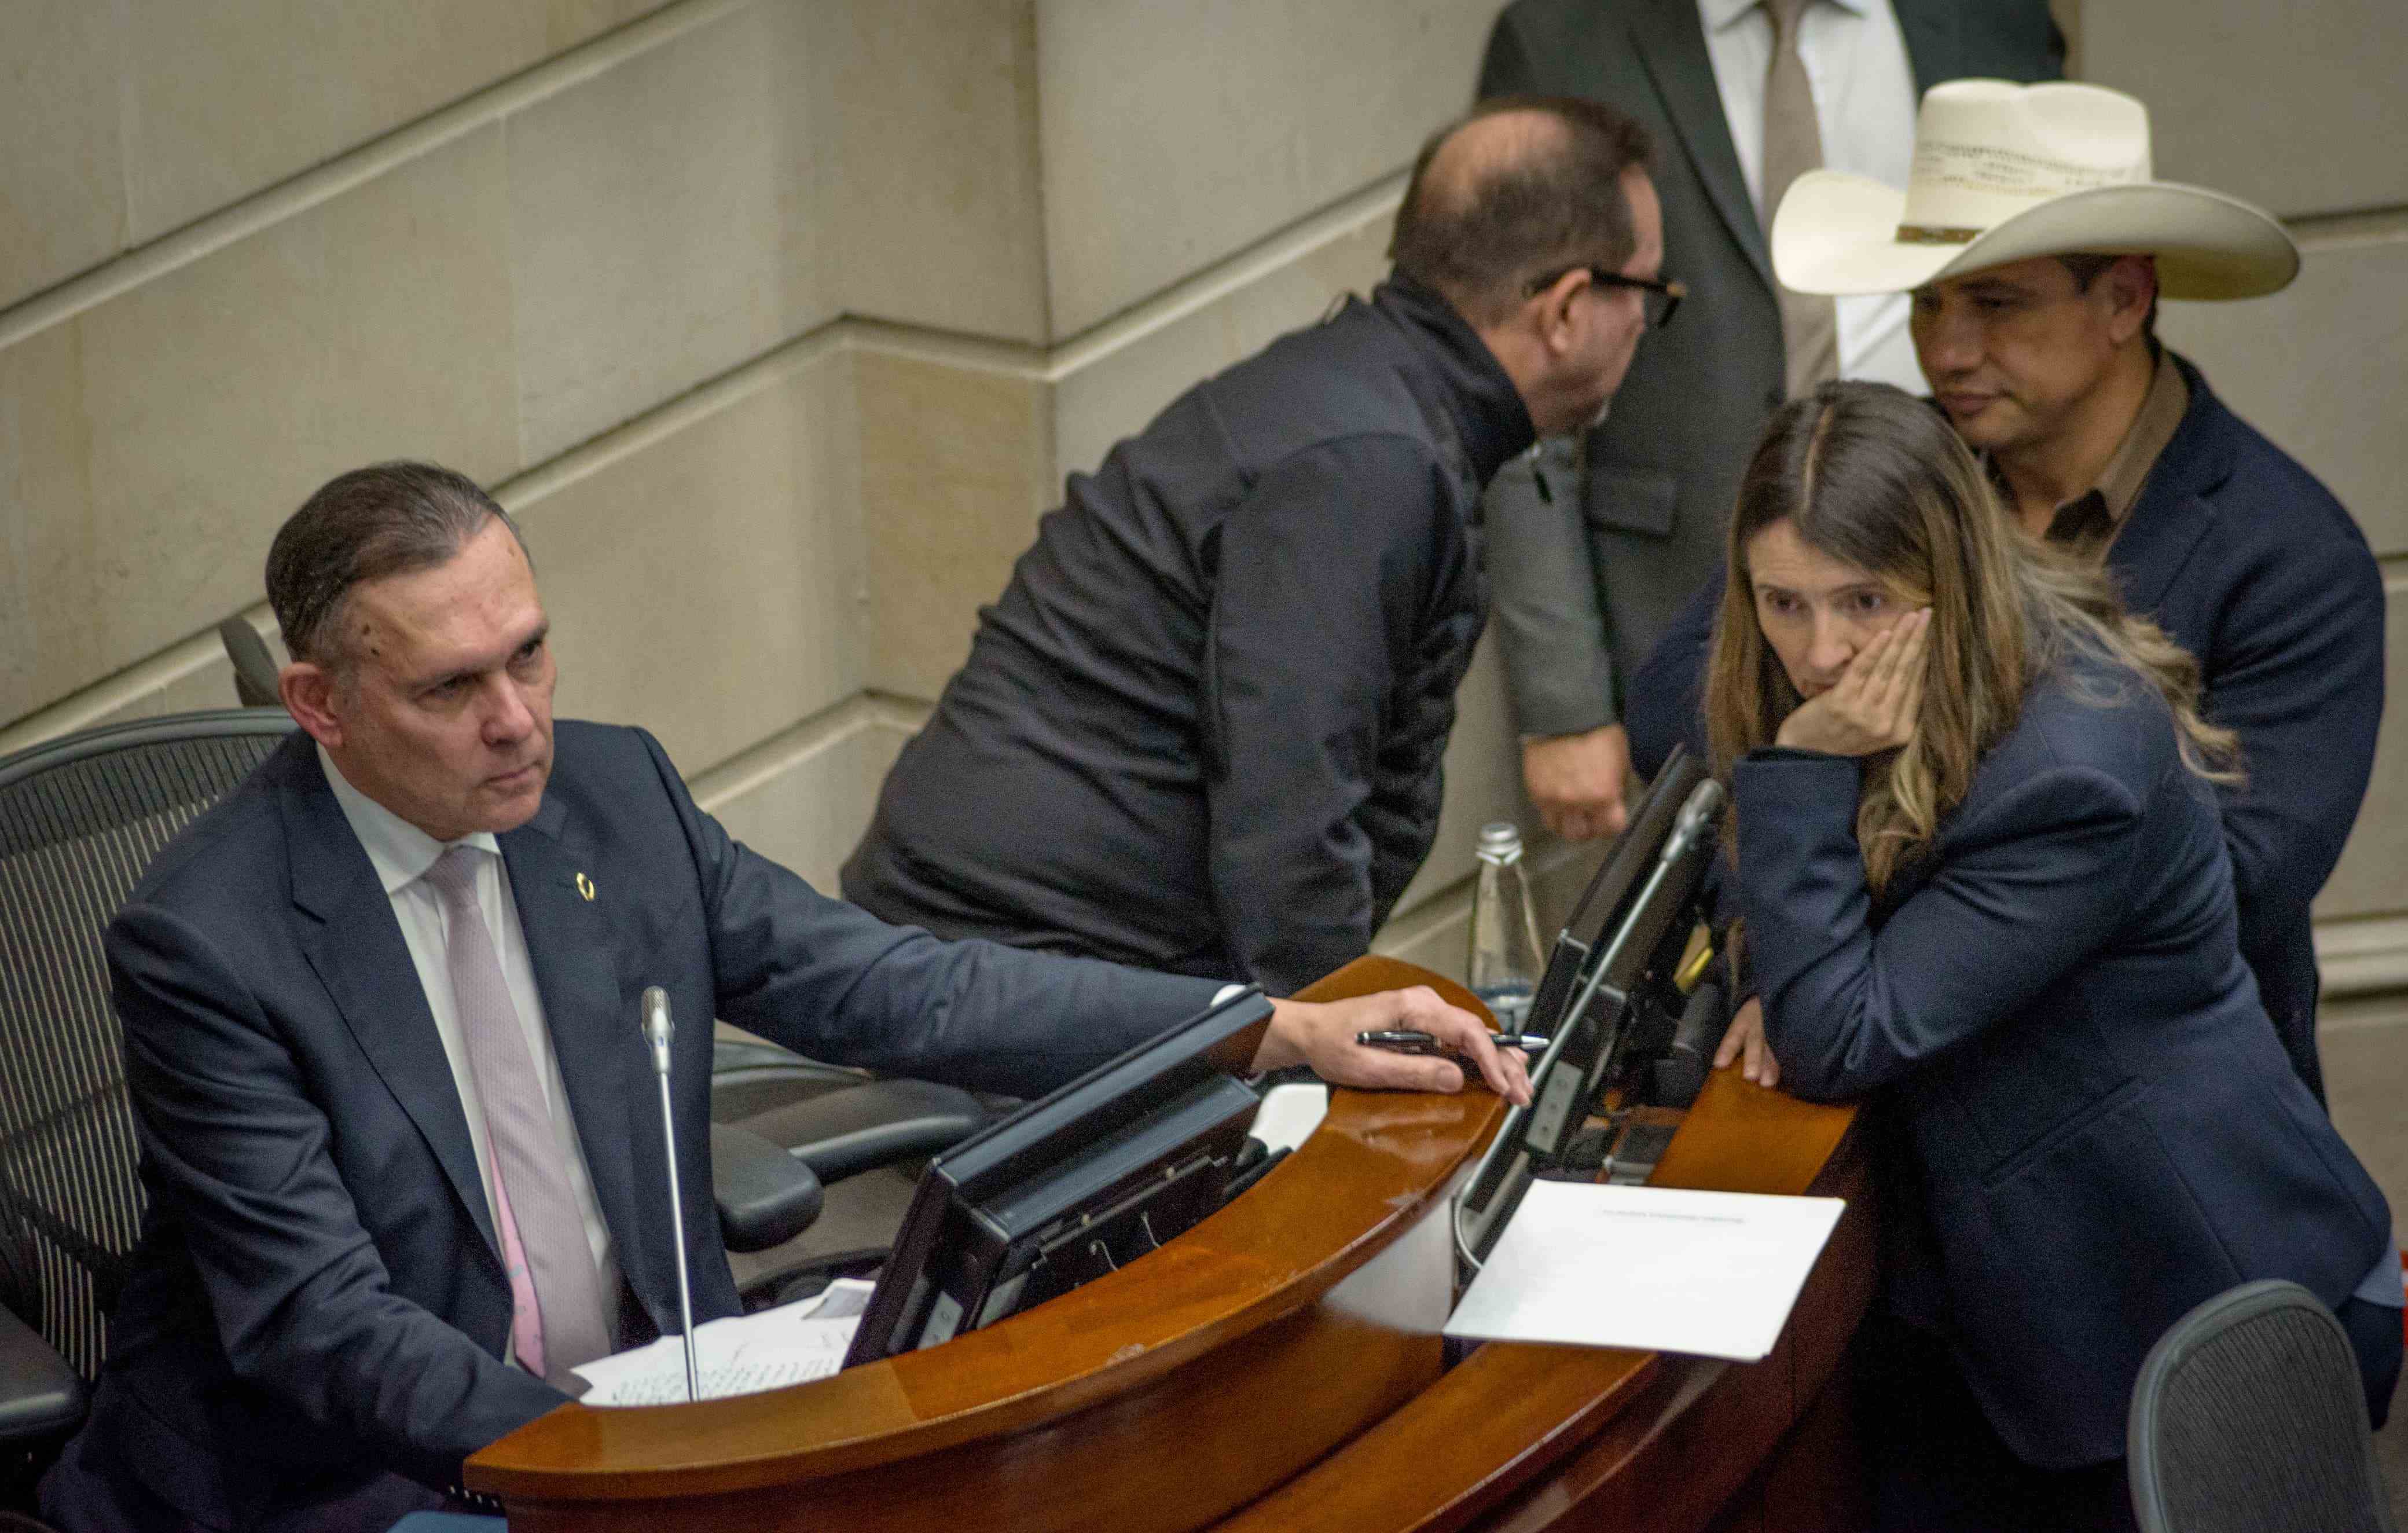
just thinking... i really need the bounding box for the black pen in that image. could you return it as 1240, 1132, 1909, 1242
1357, 1029, 1548, 1055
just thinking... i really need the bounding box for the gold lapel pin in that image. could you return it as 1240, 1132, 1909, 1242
575, 872, 596, 902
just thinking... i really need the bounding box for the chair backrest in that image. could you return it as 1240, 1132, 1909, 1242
2128, 1278, 2398, 1533
0, 710, 293, 1381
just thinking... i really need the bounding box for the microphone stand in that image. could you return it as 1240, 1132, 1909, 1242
643, 986, 702, 1403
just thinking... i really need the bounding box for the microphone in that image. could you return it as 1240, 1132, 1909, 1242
642, 986, 702, 1403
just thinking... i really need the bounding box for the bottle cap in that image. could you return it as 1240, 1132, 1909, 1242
1475, 821, 1524, 861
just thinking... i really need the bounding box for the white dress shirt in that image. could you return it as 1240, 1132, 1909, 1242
319, 747, 621, 1321
1698, 0, 1924, 393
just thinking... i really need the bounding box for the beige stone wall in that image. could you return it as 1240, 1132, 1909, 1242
0, 0, 1527, 984
9, 0, 2394, 997
2079, 3, 2408, 993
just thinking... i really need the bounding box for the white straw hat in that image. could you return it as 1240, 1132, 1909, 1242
1771, 80, 2297, 300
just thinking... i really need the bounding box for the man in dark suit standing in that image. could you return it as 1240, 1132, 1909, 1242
1632, 81, 2387, 1104
39, 463, 1526, 1532
1475, 0, 2061, 841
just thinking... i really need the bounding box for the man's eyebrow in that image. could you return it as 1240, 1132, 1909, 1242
408, 621, 549, 692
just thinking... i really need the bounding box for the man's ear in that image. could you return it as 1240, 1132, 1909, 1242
278, 661, 345, 750
2102, 255, 2158, 344
1532, 268, 1591, 357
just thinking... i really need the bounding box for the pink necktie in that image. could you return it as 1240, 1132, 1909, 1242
423, 845, 614, 1386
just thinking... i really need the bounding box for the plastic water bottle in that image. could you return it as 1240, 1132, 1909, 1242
1468, 821, 1544, 1034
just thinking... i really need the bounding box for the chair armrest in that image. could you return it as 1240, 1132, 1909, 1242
0, 1297, 86, 1446
710, 1123, 824, 1254
729, 1079, 988, 1184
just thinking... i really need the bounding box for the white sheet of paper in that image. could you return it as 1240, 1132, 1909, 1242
572, 1278, 875, 1406
1249, 1082, 1328, 1155
1442, 1182, 1844, 1362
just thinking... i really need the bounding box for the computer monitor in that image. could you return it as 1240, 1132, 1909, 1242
843, 987, 1275, 1366
1452, 745, 1727, 1268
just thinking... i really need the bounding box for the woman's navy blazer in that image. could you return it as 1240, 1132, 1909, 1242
1734, 651, 2390, 1469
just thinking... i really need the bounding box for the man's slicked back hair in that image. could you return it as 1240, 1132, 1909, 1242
267, 461, 527, 666
1389, 96, 1655, 326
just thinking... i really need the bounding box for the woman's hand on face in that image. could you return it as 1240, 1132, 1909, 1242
1774, 608, 1930, 757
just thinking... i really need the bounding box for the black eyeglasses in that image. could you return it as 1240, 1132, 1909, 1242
1526, 266, 1686, 331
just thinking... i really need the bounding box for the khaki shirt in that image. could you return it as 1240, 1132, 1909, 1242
2037, 353, 2190, 562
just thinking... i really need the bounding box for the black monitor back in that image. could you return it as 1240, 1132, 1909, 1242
844, 988, 1273, 1366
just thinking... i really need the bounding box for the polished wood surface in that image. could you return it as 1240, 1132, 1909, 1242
467, 956, 1511, 1530
469, 958, 1870, 1532
1207, 1066, 1866, 1532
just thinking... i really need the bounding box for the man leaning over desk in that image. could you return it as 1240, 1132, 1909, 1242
845, 96, 1673, 996
38, 464, 1528, 1533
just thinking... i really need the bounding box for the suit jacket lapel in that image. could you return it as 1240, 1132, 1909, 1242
1892, 0, 1963, 96
2108, 355, 2233, 615
498, 795, 661, 1312
1631, 0, 1774, 293
281, 747, 498, 1261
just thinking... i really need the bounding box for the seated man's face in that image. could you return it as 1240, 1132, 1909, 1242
322, 520, 557, 841
1909, 255, 2138, 459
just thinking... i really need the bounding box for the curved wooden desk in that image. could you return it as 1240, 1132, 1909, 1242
467, 957, 1867, 1531
468, 956, 1505, 1530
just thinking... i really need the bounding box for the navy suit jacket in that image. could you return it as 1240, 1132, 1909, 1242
1735, 654, 2390, 1467
69, 722, 1217, 1524
1629, 357, 2386, 1096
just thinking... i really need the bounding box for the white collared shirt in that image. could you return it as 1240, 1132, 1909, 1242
318, 747, 621, 1305
1697, 0, 1924, 393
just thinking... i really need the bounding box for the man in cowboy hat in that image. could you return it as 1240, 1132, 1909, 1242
1473, 0, 2063, 845
1627, 80, 2385, 1104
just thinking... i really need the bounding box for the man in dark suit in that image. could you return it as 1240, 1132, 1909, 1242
39, 463, 1526, 1532
1633, 80, 2386, 1103
1475, 0, 2061, 841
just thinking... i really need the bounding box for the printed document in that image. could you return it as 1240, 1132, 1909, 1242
1443, 1183, 1843, 1362
574, 1278, 875, 1406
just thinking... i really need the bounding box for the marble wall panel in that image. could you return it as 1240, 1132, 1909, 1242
856, 349, 1056, 702
1049, 212, 1394, 483
513, 352, 865, 777
2312, 578, 2406, 922
2080, 0, 2408, 219
504, 2, 827, 465
810, 0, 1049, 343
0, 324, 97, 727
703, 717, 912, 895
0, 2, 124, 309
2157, 234, 2408, 559
1035, 0, 1495, 336
120, 0, 665, 247
2, 128, 519, 730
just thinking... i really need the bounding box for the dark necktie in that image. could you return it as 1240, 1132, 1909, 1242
1763, 0, 1841, 395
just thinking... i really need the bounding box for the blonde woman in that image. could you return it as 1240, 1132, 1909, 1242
1709, 382, 2396, 1530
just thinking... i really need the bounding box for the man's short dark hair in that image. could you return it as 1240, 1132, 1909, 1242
2060, 252, 2160, 341
267, 461, 526, 667
1389, 96, 1655, 326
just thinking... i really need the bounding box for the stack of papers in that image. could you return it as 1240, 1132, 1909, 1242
1443, 1182, 1844, 1362
573, 1278, 875, 1406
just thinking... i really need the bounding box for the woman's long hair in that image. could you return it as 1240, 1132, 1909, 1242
1704, 382, 2238, 893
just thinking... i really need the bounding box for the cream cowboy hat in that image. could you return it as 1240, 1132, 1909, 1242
1771, 80, 2297, 300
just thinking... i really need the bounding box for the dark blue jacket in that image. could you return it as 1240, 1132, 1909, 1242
1631, 356, 2385, 1098
1735, 654, 2391, 1468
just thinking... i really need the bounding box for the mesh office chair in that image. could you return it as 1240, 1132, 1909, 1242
2127, 1278, 2398, 1533
0, 711, 296, 1495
